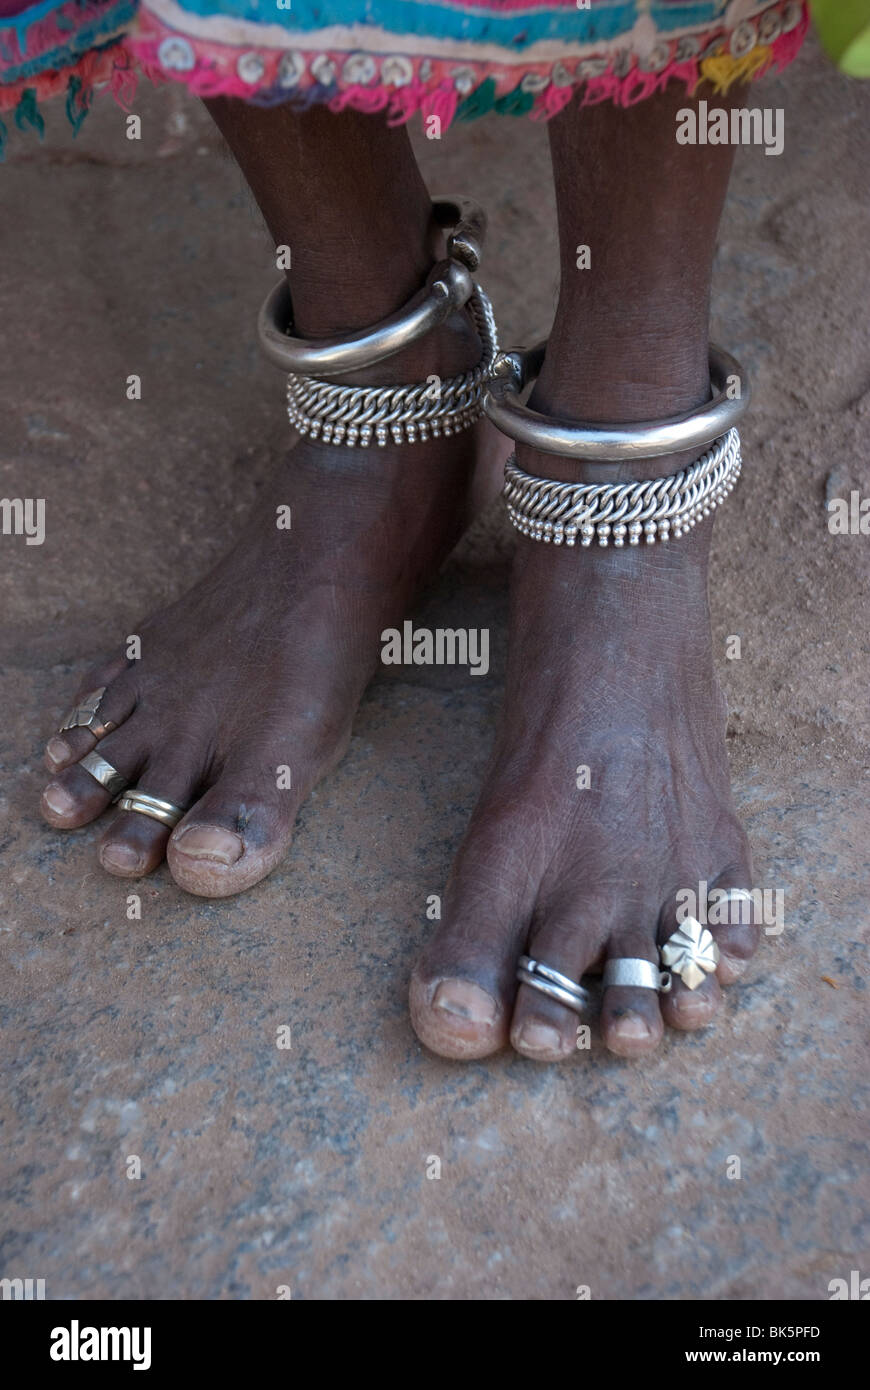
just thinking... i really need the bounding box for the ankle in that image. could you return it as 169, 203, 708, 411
528, 325, 712, 485
350, 305, 484, 388
288, 295, 484, 392
286, 217, 484, 388
513, 439, 716, 570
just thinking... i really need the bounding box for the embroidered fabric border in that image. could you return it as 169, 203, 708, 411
0, 0, 809, 151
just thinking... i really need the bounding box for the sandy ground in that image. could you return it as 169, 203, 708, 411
1, 37, 868, 1300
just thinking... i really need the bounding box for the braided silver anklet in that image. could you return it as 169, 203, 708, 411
285, 288, 497, 447
504, 428, 742, 546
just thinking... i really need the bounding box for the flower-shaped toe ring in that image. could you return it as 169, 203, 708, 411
660, 917, 720, 991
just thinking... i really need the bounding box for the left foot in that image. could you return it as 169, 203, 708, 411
410, 453, 759, 1059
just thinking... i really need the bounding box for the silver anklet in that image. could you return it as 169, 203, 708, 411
485, 343, 749, 460
487, 340, 747, 545
257, 194, 498, 446
504, 428, 741, 546
285, 287, 498, 447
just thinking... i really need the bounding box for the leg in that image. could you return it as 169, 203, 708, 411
41, 103, 494, 896
412, 85, 760, 1059
204, 102, 478, 372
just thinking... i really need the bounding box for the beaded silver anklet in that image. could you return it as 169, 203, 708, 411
504, 428, 742, 546
285, 288, 497, 447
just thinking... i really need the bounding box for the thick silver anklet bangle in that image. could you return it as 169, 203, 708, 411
486, 342, 747, 546
486, 343, 749, 460
258, 196, 485, 377
257, 195, 498, 446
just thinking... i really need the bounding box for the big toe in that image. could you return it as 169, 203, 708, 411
409, 815, 535, 1059
167, 758, 300, 897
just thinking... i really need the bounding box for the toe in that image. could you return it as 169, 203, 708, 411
409, 814, 537, 1060
658, 887, 723, 1032
167, 747, 300, 897
41, 727, 143, 830
599, 937, 665, 1058
509, 894, 609, 1062
412, 976, 505, 1059
707, 861, 761, 985
73, 655, 133, 699
660, 969, 722, 1030
45, 672, 137, 773
99, 753, 204, 879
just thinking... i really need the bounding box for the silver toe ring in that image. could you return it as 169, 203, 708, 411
517, 956, 590, 1014
603, 957, 672, 993
661, 916, 720, 990
59, 686, 116, 741
78, 750, 128, 802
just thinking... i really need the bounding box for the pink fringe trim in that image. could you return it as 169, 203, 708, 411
0, 43, 136, 113
123, 1, 809, 127
0, 2, 810, 130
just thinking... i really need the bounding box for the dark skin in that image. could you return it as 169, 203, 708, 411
40, 103, 498, 894
42, 88, 759, 1055
411, 87, 759, 1059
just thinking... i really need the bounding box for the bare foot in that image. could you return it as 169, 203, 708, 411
410, 469, 759, 1059
41, 312, 506, 897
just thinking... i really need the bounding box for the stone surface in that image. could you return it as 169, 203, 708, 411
1, 40, 868, 1300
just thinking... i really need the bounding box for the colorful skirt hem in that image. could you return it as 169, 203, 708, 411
0, 0, 809, 149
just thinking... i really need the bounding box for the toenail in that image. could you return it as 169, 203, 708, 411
43, 784, 75, 815
173, 827, 243, 865
100, 844, 143, 872
432, 980, 497, 1025
46, 737, 70, 768
674, 993, 713, 1019
516, 1021, 564, 1054
611, 1012, 652, 1041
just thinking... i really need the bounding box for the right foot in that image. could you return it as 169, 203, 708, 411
41, 315, 504, 897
